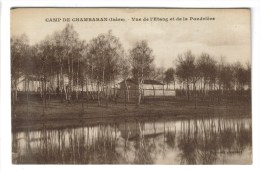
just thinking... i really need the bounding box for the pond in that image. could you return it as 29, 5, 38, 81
12, 117, 252, 164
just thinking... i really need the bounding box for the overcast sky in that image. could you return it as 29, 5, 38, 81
11, 8, 251, 68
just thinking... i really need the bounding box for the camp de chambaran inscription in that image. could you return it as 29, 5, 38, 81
44, 16, 216, 22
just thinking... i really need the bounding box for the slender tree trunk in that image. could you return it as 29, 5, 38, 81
12, 79, 18, 104
91, 81, 94, 100
99, 64, 105, 107
91, 64, 94, 100
86, 78, 89, 108
124, 80, 127, 109
200, 79, 203, 97
26, 76, 29, 118
64, 86, 68, 102
11, 81, 14, 106
194, 83, 197, 109
48, 86, 50, 105
187, 79, 190, 101
152, 84, 155, 98
113, 80, 116, 102
67, 56, 71, 103
137, 79, 143, 106
60, 56, 64, 103
163, 85, 165, 99
49, 64, 53, 102
97, 82, 100, 106
15, 80, 18, 102
126, 82, 129, 102
57, 73, 60, 98
76, 56, 79, 102
44, 76, 47, 108
203, 78, 206, 97
71, 57, 74, 100
106, 85, 109, 108
41, 77, 45, 116
183, 82, 185, 97
81, 82, 84, 113
218, 84, 221, 104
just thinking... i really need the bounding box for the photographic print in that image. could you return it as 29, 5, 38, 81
11, 8, 251, 164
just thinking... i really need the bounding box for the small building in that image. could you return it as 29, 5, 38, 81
16, 74, 103, 93
16, 75, 49, 92
119, 78, 164, 90
118, 78, 175, 97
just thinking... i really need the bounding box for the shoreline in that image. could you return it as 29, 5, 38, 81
12, 101, 251, 132
11, 97, 251, 132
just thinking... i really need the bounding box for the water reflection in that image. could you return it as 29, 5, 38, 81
12, 117, 252, 164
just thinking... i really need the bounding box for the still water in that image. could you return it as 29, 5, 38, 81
12, 117, 252, 164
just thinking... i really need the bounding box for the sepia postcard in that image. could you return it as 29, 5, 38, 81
11, 8, 251, 164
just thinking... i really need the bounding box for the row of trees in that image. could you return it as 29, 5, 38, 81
164, 50, 251, 100
11, 24, 251, 106
11, 24, 155, 106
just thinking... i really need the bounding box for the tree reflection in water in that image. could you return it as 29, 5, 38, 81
177, 118, 251, 164
133, 122, 155, 164
12, 117, 251, 164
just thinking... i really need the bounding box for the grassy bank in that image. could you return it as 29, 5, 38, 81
12, 97, 251, 131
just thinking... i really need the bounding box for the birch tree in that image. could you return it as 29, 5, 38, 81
88, 30, 124, 106
119, 55, 131, 108
197, 53, 217, 95
129, 40, 154, 105
60, 24, 80, 102
11, 34, 30, 104
176, 50, 196, 100
164, 68, 175, 89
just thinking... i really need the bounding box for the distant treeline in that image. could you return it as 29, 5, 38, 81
11, 24, 251, 106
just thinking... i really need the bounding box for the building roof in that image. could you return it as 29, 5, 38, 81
119, 78, 164, 85
19, 75, 49, 82
144, 80, 164, 85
